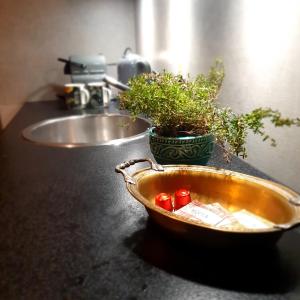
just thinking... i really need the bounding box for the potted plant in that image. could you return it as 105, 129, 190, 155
119, 60, 300, 164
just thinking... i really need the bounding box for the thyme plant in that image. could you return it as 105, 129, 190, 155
120, 60, 300, 160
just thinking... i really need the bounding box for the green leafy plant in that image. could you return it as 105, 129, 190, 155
120, 60, 300, 160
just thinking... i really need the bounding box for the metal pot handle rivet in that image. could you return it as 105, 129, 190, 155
115, 158, 164, 184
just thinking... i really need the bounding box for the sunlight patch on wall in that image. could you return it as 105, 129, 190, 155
242, 0, 299, 77
138, 0, 155, 61
166, 0, 192, 76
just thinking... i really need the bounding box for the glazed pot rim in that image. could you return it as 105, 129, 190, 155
148, 127, 214, 140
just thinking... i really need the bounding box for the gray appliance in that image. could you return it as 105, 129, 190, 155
58, 49, 151, 90
69, 54, 107, 84
58, 54, 107, 84
117, 48, 151, 84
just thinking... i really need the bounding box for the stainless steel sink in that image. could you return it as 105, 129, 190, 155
22, 114, 151, 147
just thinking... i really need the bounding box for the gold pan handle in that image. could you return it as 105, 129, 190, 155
115, 158, 164, 184
275, 196, 300, 230
289, 196, 300, 206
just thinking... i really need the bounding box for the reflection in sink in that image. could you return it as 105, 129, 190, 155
22, 114, 151, 147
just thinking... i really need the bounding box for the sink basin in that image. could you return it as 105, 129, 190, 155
22, 114, 151, 147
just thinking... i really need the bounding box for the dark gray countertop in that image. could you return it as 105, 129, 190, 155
1, 101, 300, 300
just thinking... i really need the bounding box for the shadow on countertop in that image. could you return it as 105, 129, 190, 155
124, 217, 300, 295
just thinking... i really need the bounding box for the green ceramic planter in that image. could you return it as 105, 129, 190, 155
149, 128, 215, 165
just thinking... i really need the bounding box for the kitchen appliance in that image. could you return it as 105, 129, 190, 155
58, 49, 151, 108
58, 48, 151, 86
58, 54, 107, 84
116, 158, 300, 248
117, 47, 151, 84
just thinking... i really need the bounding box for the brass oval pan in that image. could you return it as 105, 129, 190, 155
116, 158, 300, 247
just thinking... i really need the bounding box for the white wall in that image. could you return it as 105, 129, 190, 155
136, 0, 300, 192
0, 0, 136, 129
